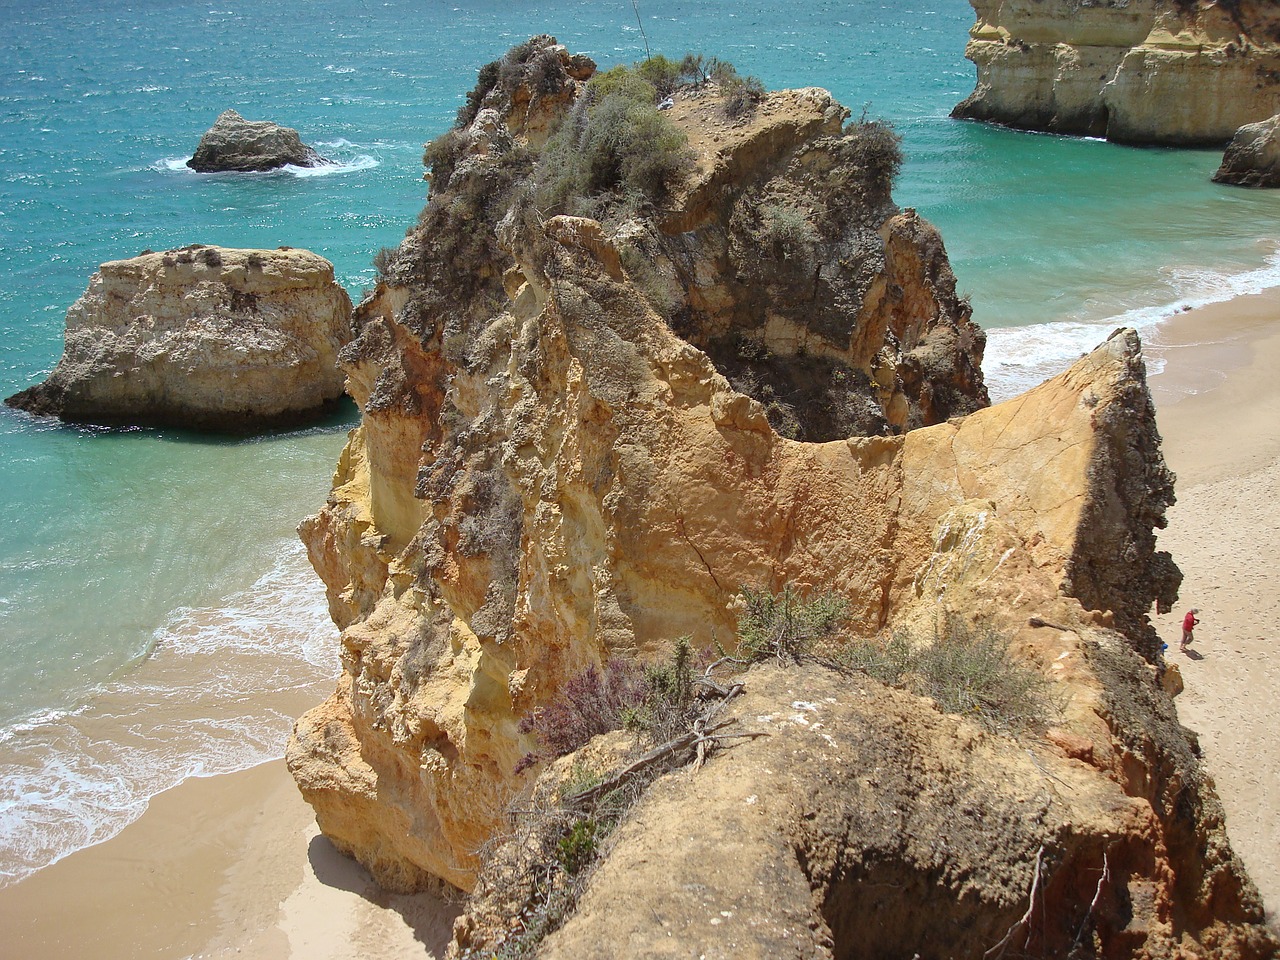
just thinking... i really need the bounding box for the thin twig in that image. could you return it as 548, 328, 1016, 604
631, 0, 652, 62
985, 844, 1045, 960
1026, 748, 1072, 790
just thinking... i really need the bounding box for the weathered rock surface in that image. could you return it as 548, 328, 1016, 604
514, 658, 1274, 960
187, 109, 329, 172
5, 245, 353, 432
450, 333, 1277, 959
1214, 113, 1280, 186
285, 38, 1275, 958
953, 0, 1280, 145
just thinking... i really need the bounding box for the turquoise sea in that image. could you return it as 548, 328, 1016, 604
3, 0, 1280, 885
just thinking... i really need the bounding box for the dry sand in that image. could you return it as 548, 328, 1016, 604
0, 290, 1277, 955
1145, 288, 1280, 930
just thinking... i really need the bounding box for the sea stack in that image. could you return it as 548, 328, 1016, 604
285, 37, 1278, 959
187, 109, 330, 172
1214, 113, 1280, 187
5, 245, 353, 432
952, 0, 1280, 145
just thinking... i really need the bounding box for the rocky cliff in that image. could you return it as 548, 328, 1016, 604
5, 245, 352, 432
286, 38, 1275, 957
953, 0, 1280, 145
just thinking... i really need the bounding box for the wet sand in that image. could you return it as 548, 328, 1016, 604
0, 759, 460, 959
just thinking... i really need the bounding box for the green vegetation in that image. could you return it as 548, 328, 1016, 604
709, 59, 766, 118
532, 67, 694, 217
486, 639, 707, 960
842, 115, 903, 197
759, 202, 820, 264
734, 585, 1051, 733
836, 616, 1054, 734
735, 584, 849, 661
516, 638, 698, 770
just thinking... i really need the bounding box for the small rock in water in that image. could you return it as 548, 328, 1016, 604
187, 109, 331, 173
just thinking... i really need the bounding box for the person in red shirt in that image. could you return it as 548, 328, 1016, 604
1181, 608, 1200, 653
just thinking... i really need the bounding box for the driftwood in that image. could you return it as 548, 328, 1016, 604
1028, 616, 1070, 631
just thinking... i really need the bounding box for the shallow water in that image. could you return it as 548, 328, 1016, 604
2, 0, 1279, 883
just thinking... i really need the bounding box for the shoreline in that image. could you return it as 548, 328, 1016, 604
1, 288, 1277, 953
0, 758, 461, 959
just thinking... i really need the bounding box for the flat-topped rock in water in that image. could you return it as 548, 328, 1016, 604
187, 109, 329, 172
5, 245, 353, 433
1214, 114, 1280, 187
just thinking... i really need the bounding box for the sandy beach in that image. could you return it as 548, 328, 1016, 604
0, 290, 1277, 956
1145, 288, 1280, 930
0, 759, 460, 959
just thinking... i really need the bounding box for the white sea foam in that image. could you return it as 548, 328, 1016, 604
152, 146, 380, 178
285, 154, 379, 177
983, 246, 1280, 402
0, 540, 337, 887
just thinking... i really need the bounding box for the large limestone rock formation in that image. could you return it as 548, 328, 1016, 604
285, 38, 1274, 956
5, 245, 353, 432
953, 0, 1280, 145
1214, 113, 1280, 186
187, 109, 330, 173
450, 332, 1276, 959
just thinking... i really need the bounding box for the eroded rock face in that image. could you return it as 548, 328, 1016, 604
284, 39, 1270, 955
953, 0, 1280, 145
451, 335, 1275, 960
1214, 113, 1280, 186
5, 245, 353, 432
287, 41, 992, 892
187, 109, 329, 172
522, 659, 1276, 960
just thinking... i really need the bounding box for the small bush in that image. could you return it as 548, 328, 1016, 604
912, 621, 1051, 732
735, 585, 849, 661
422, 128, 468, 194
635, 54, 683, 99
456, 58, 501, 128
518, 659, 647, 762
836, 617, 1052, 734
709, 59, 765, 118
679, 53, 711, 85
556, 819, 599, 874
534, 83, 694, 215
621, 636, 697, 742
844, 117, 903, 194
372, 245, 398, 278
760, 202, 819, 263
585, 64, 659, 105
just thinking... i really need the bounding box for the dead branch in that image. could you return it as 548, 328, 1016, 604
1073, 848, 1110, 947
985, 844, 1045, 960
1026, 748, 1072, 790
566, 680, 762, 807
1028, 616, 1070, 631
